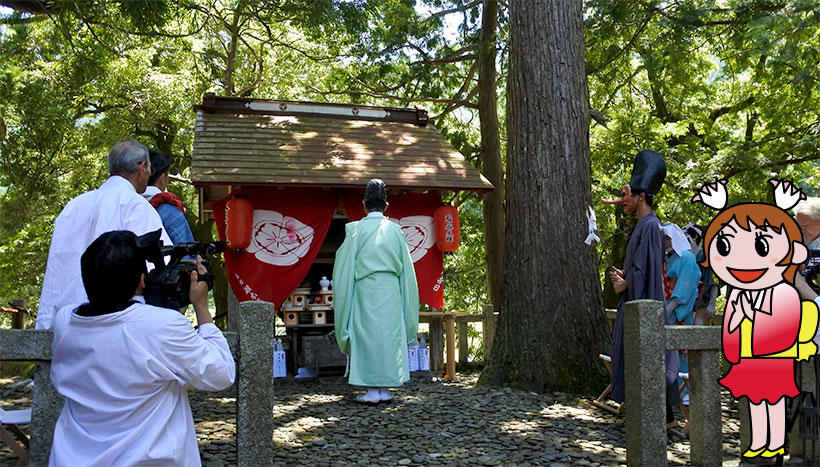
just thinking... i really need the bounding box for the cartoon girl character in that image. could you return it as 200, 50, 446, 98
696, 179, 813, 459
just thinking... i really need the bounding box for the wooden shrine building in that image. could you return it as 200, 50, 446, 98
190, 94, 493, 377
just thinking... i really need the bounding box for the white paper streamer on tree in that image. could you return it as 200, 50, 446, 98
585, 205, 600, 245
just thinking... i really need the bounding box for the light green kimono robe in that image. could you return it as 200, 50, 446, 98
333, 214, 420, 387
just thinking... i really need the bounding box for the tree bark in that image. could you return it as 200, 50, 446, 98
478, 0, 504, 312
479, 0, 609, 393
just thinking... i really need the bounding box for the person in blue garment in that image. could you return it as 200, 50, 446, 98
604, 150, 679, 423
663, 222, 702, 405
663, 222, 701, 327
143, 149, 195, 244
683, 223, 720, 326
333, 179, 420, 403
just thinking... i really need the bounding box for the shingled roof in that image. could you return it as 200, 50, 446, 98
191, 96, 493, 194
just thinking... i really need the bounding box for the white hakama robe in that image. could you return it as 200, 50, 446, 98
37, 176, 171, 329
49, 301, 235, 466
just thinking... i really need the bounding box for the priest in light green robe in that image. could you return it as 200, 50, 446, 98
333, 179, 419, 403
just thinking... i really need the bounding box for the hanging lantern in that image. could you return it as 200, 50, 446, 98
225, 197, 253, 250
434, 204, 460, 252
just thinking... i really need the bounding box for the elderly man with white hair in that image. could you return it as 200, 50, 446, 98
796, 197, 820, 249
792, 198, 820, 306
37, 140, 171, 329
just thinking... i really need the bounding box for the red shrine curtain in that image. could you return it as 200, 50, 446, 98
343, 190, 444, 309
213, 188, 337, 307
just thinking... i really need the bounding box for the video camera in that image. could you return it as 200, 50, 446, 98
136, 230, 226, 310
801, 249, 820, 292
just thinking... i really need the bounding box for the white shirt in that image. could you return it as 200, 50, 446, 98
49, 302, 235, 466
37, 176, 171, 329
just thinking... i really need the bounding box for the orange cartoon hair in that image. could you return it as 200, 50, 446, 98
701, 203, 803, 283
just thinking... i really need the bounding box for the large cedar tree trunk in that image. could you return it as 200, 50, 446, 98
478, 0, 505, 311
478, 0, 609, 393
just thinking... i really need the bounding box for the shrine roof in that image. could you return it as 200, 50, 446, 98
191, 95, 493, 193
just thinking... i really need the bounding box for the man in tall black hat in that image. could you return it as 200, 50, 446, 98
603, 149, 680, 423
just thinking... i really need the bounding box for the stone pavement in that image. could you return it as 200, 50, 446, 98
0, 373, 805, 466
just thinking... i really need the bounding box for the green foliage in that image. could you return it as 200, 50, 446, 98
1, 0, 819, 331
443, 196, 487, 314
586, 0, 820, 282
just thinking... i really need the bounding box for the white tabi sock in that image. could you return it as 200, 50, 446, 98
356, 388, 381, 403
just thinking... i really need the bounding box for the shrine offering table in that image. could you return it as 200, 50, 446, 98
419, 311, 469, 381
282, 324, 346, 374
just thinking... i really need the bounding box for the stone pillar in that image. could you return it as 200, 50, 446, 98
30, 362, 63, 466
623, 299, 666, 467
789, 359, 820, 459
482, 304, 496, 359
237, 301, 274, 467
227, 285, 240, 332
688, 349, 722, 466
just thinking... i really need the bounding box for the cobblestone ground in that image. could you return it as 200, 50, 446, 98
0, 373, 804, 466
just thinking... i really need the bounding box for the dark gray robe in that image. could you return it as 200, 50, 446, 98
610, 211, 680, 404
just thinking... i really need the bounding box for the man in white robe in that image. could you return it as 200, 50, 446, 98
49, 231, 235, 466
37, 140, 171, 329
333, 179, 419, 403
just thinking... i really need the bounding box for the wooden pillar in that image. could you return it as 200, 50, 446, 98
12, 312, 25, 330
458, 319, 469, 365
428, 316, 444, 375
482, 304, 496, 360
445, 315, 456, 381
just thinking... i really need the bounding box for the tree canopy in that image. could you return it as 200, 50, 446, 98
1, 1, 818, 391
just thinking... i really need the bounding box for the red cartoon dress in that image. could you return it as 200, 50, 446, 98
719, 282, 801, 404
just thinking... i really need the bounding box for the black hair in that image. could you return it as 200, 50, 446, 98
364, 179, 387, 212
81, 231, 146, 309
631, 188, 655, 208
148, 149, 171, 186
684, 224, 703, 245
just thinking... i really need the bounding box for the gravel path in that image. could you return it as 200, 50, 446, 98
0, 372, 794, 466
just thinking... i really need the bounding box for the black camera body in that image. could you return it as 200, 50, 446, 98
136, 230, 226, 310
802, 249, 820, 292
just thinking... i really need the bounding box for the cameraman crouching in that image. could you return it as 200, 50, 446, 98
49, 231, 235, 466
794, 197, 820, 305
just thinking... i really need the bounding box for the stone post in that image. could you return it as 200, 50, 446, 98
623, 299, 666, 467
30, 362, 63, 466
688, 348, 722, 466
789, 359, 820, 458
0, 329, 60, 466
227, 285, 240, 332
739, 399, 751, 455
237, 301, 274, 466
